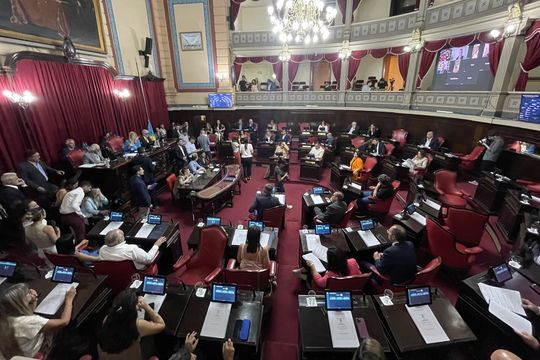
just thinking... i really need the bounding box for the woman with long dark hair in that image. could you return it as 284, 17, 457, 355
98, 289, 165, 359
236, 226, 271, 271
240, 137, 254, 182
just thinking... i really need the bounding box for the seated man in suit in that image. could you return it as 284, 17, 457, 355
314, 191, 347, 225
18, 149, 64, 203
366, 124, 381, 138
369, 138, 386, 156
345, 121, 360, 135
248, 184, 281, 220
308, 142, 325, 160
98, 229, 166, 270
0, 172, 27, 219
129, 165, 153, 220
83, 144, 105, 164
419, 130, 439, 151
140, 129, 155, 150
369, 225, 417, 284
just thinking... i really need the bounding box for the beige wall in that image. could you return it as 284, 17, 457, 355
355, 56, 384, 82
236, 4, 273, 31
240, 62, 275, 84
354, 0, 391, 22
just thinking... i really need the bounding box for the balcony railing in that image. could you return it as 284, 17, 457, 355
231, 25, 346, 48
350, 11, 418, 42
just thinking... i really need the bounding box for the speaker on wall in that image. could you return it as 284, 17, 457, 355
144, 37, 153, 55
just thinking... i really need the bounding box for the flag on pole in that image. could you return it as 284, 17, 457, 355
147, 119, 156, 141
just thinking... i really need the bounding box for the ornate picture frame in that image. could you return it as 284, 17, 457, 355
180, 31, 203, 51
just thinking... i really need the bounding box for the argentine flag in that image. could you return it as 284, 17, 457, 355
147, 119, 156, 141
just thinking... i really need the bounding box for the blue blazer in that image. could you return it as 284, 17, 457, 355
129, 175, 151, 207
375, 241, 417, 284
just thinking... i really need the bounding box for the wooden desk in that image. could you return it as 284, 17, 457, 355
298, 294, 390, 359
339, 147, 356, 167
300, 157, 323, 182
155, 285, 193, 335
87, 219, 135, 244
256, 142, 276, 162
187, 225, 279, 260
174, 166, 223, 201
177, 290, 264, 356
497, 190, 540, 243
79, 140, 175, 205
265, 156, 289, 179
456, 270, 540, 359
301, 192, 333, 226
342, 224, 391, 256
381, 159, 409, 183
375, 290, 476, 355
473, 174, 515, 214
330, 162, 352, 191
430, 151, 461, 172
392, 209, 430, 245
299, 229, 350, 255
27, 274, 110, 328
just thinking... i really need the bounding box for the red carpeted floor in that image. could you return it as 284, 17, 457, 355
155, 162, 507, 359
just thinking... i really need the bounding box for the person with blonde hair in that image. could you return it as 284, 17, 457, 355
274, 141, 289, 159
25, 207, 60, 258
82, 187, 109, 218
124, 131, 141, 153
0, 283, 76, 359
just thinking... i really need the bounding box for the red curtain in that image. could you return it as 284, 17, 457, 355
515, 20, 540, 91
325, 53, 341, 87
347, 50, 368, 89
0, 59, 168, 170
288, 56, 302, 90
272, 61, 283, 85
488, 39, 504, 76
415, 40, 447, 88
398, 52, 411, 87
229, 0, 247, 30
234, 57, 248, 84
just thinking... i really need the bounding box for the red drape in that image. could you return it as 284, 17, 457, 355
488, 39, 504, 76
229, 0, 247, 30
398, 52, 411, 87
234, 57, 248, 84
515, 20, 540, 91
337, 0, 362, 22
0, 59, 168, 170
272, 61, 283, 85
288, 56, 301, 90
347, 50, 368, 89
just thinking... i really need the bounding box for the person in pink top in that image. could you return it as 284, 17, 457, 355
293, 248, 361, 290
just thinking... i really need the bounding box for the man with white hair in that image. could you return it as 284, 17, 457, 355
140, 129, 154, 150
83, 144, 105, 164
98, 229, 166, 270
0, 172, 27, 218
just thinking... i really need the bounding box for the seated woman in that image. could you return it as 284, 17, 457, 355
124, 131, 141, 153
403, 149, 428, 175
267, 119, 278, 132
98, 289, 165, 359
350, 150, 364, 181
355, 174, 394, 213
82, 188, 109, 219
274, 141, 289, 159
0, 284, 76, 359
25, 207, 60, 259
198, 152, 211, 168
293, 248, 361, 290
318, 121, 329, 132
236, 226, 271, 271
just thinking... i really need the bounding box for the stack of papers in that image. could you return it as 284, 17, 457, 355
423, 199, 441, 211
35, 283, 79, 315
405, 305, 450, 344
302, 253, 325, 272
358, 230, 380, 247
478, 283, 526, 315
409, 212, 427, 226
328, 311, 360, 348
135, 223, 156, 238
78, 163, 97, 168
349, 182, 362, 190
231, 229, 248, 245
339, 165, 351, 170
260, 232, 271, 247
200, 302, 232, 339
99, 221, 124, 235
143, 293, 167, 313
274, 194, 285, 205
310, 194, 324, 205
311, 244, 328, 262
306, 234, 321, 251
488, 301, 532, 333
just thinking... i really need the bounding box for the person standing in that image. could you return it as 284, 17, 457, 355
197, 130, 212, 162
480, 131, 504, 172
18, 149, 65, 204
59, 180, 92, 244
274, 158, 289, 193
240, 138, 254, 182
129, 165, 152, 220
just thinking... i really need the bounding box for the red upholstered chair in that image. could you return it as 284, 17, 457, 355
107, 136, 124, 155
228, 131, 239, 141
351, 136, 365, 149
434, 170, 467, 208
172, 226, 227, 285
326, 273, 372, 294
384, 143, 395, 157
93, 260, 158, 294
444, 207, 488, 250
369, 257, 442, 293
262, 205, 287, 229
426, 218, 482, 271
457, 146, 485, 172
517, 179, 540, 196
391, 129, 408, 147
335, 202, 356, 228
437, 137, 445, 149
307, 136, 318, 145
299, 122, 310, 131
411, 153, 433, 179
208, 133, 217, 145
367, 180, 400, 218
66, 149, 85, 168
356, 156, 378, 186
44, 252, 94, 274
224, 259, 277, 292
166, 173, 177, 200
278, 122, 287, 131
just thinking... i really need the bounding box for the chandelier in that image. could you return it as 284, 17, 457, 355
268, 0, 337, 45
3, 90, 35, 109
279, 44, 292, 61
403, 28, 423, 53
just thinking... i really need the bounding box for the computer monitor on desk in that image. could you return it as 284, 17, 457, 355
315, 224, 331, 236
52, 266, 75, 284
248, 221, 264, 231
325, 290, 353, 311
206, 216, 221, 226
406, 286, 432, 307
490, 263, 513, 284
359, 219, 375, 231
211, 283, 237, 304
110, 211, 123, 222
147, 214, 162, 225
0, 260, 17, 281
142, 275, 167, 295
312, 187, 324, 195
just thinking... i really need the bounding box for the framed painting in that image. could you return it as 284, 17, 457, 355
0, 0, 106, 53
180, 31, 203, 51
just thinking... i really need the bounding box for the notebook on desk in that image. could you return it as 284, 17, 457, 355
201, 284, 236, 339
325, 291, 359, 348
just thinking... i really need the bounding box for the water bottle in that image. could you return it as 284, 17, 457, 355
272, 186, 276, 195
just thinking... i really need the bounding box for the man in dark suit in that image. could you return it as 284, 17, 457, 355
170, 124, 183, 139
174, 139, 189, 169
17, 149, 64, 203
371, 225, 417, 284
0, 172, 27, 218
345, 121, 360, 135
249, 184, 281, 220
140, 129, 155, 150
419, 130, 440, 151
129, 165, 152, 220
131, 148, 156, 184
369, 138, 386, 156
314, 191, 347, 225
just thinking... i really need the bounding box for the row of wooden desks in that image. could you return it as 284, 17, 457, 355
299, 290, 476, 359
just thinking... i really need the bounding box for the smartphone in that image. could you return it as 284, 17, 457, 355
530, 283, 540, 296
355, 317, 369, 339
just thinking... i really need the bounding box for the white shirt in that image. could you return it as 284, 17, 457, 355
424, 138, 432, 147
240, 143, 254, 158
59, 187, 85, 216
1, 315, 49, 360
98, 242, 159, 270
309, 146, 325, 160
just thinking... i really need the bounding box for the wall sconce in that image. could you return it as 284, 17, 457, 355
216, 73, 228, 82
491, 3, 522, 39
278, 44, 291, 62
113, 88, 130, 100
338, 40, 352, 59
2, 90, 35, 109
404, 28, 424, 53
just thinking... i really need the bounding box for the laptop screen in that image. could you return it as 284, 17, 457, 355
0, 260, 17, 278
315, 224, 331, 235
248, 221, 264, 231
142, 276, 167, 295
110, 211, 123, 222
325, 291, 353, 311
52, 266, 75, 284
312, 187, 324, 195
206, 217, 221, 226
405, 203, 416, 215
491, 263, 513, 284
359, 219, 375, 231
147, 214, 162, 225
211, 283, 237, 303
406, 286, 432, 307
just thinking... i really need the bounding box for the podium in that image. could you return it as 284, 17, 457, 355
300, 157, 323, 182
330, 162, 352, 191
472, 174, 515, 214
